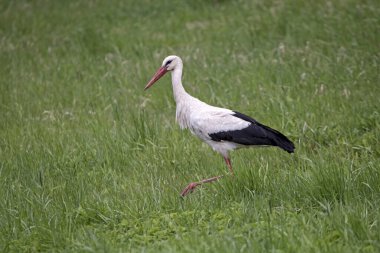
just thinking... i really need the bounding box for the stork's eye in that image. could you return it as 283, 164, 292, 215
166, 60, 173, 66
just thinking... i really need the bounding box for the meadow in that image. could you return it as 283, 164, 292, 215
0, 0, 379, 252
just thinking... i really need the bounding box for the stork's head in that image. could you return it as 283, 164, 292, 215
144, 55, 182, 90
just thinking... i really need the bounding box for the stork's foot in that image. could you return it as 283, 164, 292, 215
180, 182, 200, 197
180, 175, 223, 197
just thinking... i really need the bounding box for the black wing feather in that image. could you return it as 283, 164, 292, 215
209, 111, 295, 153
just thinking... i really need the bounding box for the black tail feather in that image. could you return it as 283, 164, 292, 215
257, 123, 295, 153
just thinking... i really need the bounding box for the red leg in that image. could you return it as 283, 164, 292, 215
224, 157, 234, 176
180, 175, 223, 197
180, 157, 234, 197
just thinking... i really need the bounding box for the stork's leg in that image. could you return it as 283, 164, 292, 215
224, 157, 234, 175
180, 175, 223, 197
180, 157, 234, 197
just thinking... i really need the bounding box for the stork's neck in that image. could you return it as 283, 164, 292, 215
171, 65, 188, 104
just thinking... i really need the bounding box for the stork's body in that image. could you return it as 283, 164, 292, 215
145, 55, 295, 196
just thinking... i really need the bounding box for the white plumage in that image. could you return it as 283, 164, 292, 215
144, 55, 294, 196
177, 98, 250, 154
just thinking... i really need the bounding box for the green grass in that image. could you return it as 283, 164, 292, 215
1, 0, 379, 252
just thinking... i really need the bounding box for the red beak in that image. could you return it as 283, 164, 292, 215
144, 66, 168, 91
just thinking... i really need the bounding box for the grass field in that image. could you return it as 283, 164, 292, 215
1, 0, 380, 252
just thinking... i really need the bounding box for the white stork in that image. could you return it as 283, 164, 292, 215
144, 55, 295, 197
